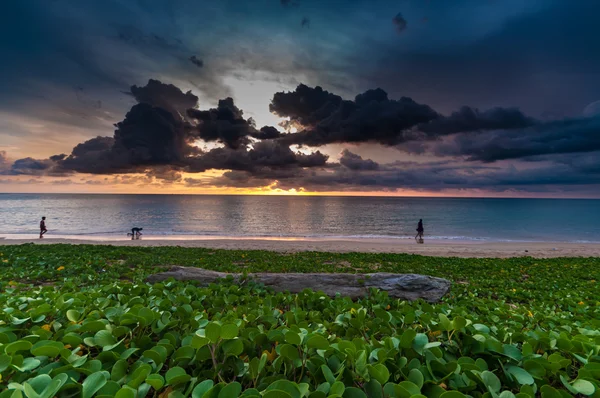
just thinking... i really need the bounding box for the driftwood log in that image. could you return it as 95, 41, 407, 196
146, 266, 451, 302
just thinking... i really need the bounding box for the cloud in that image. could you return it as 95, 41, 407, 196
187, 97, 258, 149
418, 106, 536, 135
6, 157, 56, 176
273, 85, 438, 146
189, 55, 204, 69
251, 126, 282, 140
186, 141, 328, 174
128, 79, 199, 121
339, 149, 379, 170
429, 115, 600, 162
5, 77, 600, 195
392, 13, 407, 33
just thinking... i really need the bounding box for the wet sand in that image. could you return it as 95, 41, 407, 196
1, 237, 599, 258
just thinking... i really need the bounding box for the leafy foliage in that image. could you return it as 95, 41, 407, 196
0, 244, 599, 398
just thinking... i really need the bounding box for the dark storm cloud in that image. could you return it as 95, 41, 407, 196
189, 56, 204, 68
250, 126, 282, 140
392, 13, 407, 33
186, 141, 328, 174
270, 84, 342, 127
339, 149, 379, 170
273, 85, 438, 146
187, 98, 258, 149
6, 80, 330, 177
6, 158, 56, 176
128, 79, 199, 121
431, 115, 600, 162
214, 155, 600, 193
418, 106, 536, 135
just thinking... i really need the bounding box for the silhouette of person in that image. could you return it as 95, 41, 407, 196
128, 227, 143, 240
40, 217, 48, 239
415, 219, 424, 241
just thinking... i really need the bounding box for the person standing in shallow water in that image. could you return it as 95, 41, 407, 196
39, 217, 47, 239
415, 219, 424, 241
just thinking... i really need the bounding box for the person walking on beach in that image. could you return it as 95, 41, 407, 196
415, 219, 424, 242
39, 217, 48, 239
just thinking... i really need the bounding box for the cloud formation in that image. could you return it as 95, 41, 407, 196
272, 85, 438, 146
4, 79, 600, 195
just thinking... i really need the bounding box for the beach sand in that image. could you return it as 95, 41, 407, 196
1, 237, 599, 258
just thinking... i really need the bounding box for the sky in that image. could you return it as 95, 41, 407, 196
1, 0, 600, 197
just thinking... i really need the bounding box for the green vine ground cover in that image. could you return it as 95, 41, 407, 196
0, 244, 599, 398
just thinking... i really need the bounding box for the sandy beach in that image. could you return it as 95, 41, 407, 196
1, 237, 599, 258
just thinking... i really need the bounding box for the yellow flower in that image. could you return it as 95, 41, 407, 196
41, 324, 51, 331
386, 305, 391, 310
527, 311, 533, 317
56, 266, 65, 271
578, 301, 584, 305
512, 288, 517, 292
2, 259, 8, 263
350, 308, 357, 315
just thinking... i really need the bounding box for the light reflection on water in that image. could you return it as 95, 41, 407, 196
1, 194, 599, 243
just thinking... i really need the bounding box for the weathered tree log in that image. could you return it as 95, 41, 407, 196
146, 266, 451, 302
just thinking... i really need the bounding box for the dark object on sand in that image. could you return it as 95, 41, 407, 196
40, 217, 48, 239
415, 219, 424, 243
146, 266, 451, 302
127, 227, 143, 240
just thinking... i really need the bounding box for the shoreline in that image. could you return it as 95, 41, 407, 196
1, 237, 599, 258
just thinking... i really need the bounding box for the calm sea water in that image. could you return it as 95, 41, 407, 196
1, 194, 599, 242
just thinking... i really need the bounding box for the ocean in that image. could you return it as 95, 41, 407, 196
1, 194, 599, 243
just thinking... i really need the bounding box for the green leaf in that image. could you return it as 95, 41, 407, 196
408, 369, 424, 388
285, 332, 302, 346
452, 316, 467, 330
394, 381, 421, 398
572, 379, 595, 396
192, 380, 214, 398
222, 339, 244, 356
265, 380, 302, 398
114, 387, 137, 398
145, 374, 164, 390
206, 323, 221, 343
5, 340, 32, 354
82, 371, 109, 398
31, 341, 64, 358
220, 324, 239, 340
482, 371, 501, 393
440, 392, 467, 398
66, 310, 81, 322
263, 391, 292, 398
540, 385, 563, 398
218, 382, 241, 398
307, 335, 329, 350
368, 364, 390, 385
280, 344, 300, 360
400, 329, 417, 349
94, 330, 116, 348
0, 354, 11, 372
165, 366, 191, 386
412, 334, 428, 354
342, 387, 367, 398
330, 381, 345, 396
506, 366, 534, 385
321, 365, 336, 385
